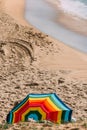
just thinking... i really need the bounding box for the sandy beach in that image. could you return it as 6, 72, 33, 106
0, 0, 87, 129
25, 0, 87, 53
3, 0, 30, 26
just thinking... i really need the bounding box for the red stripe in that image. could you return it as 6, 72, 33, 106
13, 100, 59, 123
29, 100, 55, 112
48, 111, 58, 122
14, 100, 29, 123
29, 103, 49, 120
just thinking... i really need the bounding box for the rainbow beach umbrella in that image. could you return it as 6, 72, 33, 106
7, 93, 72, 124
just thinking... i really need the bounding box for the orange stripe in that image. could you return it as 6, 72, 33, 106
29, 100, 56, 111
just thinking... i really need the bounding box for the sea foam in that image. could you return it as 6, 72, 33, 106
58, 0, 87, 19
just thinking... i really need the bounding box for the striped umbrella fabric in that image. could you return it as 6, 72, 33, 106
7, 93, 72, 124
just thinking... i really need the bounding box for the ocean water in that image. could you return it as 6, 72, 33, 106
25, 0, 87, 53
58, 0, 87, 19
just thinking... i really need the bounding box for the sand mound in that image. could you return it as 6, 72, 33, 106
0, 1, 87, 129
0, 13, 34, 68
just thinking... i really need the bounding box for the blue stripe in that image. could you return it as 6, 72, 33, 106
8, 93, 72, 123
29, 93, 72, 122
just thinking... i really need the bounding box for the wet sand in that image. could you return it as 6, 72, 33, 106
0, 0, 87, 129
25, 0, 87, 53
46, 0, 87, 36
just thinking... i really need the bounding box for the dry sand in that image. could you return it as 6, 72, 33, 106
0, 0, 87, 129
3, 0, 29, 26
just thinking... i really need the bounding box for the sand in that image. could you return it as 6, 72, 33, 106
0, 0, 87, 129
3, 0, 31, 26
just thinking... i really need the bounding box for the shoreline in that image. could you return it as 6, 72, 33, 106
25, 0, 87, 53
4, 0, 87, 36
1, 0, 87, 70
0, 0, 87, 128
1, 0, 87, 54
1, 0, 87, 73
46, 0, 87, 36
56, 10, 87, 36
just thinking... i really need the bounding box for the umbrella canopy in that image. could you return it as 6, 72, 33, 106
7, 93, 72, 124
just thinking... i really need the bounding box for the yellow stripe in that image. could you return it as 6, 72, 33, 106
46, 98, 61, 110
57, 111, 62, 123
29, 97, 61, 111
29, 97, 62, 123
13, 100, 29, 123
21, 107, 46, 121
13, 97, 62, 123
13, 113, 15, 123
13, 100, 29, 116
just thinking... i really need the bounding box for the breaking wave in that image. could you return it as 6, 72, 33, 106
58, 0, 87, 19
